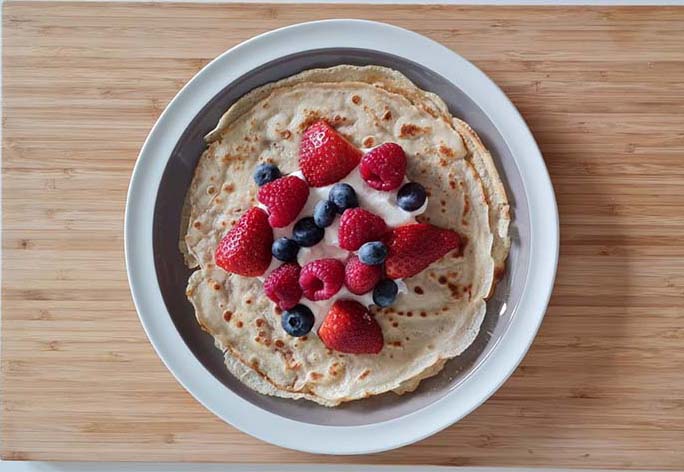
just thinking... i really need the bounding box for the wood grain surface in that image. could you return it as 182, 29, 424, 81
2, 2, 684, 468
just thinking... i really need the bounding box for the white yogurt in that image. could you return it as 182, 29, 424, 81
259, 167, 426, 324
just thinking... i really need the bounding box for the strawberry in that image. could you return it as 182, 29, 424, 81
257, 175, 309, 228
215, 207, 273, 276
384, 224, 461, 279
344, 256, 383, 295
338, 208, 388, 251
359, 143, 407, 191
264, 263, 302, 310
318, 300, 383, 354
299, 258, 345, 301
299, 120, 362, 187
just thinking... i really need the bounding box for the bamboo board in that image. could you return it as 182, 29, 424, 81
2, 2, 684, 468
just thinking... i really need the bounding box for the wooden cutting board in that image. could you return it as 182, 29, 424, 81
3, 2, 684, 468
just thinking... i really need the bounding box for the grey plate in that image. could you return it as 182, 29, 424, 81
153, 48, 528, 427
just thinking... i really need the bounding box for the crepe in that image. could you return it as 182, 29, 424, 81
181, 65, 510, 406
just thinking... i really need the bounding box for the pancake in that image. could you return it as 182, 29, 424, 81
181, 65, 510, 406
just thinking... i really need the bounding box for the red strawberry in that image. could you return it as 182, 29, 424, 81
344, 256, 383, 295
359, 143, 407, 191
264, 263, 302, 310
384, 224, 461, 279
299, 258, 345, 301
215, 207, 273, 276
338, 208, 388, 251
257, 175, 309, 228
299, 120, 362, 187
318, 300, 383, 354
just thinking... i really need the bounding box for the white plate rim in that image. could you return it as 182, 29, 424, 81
124, 19, 559, 455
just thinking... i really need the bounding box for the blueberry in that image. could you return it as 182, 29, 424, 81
282, 304, 315, 337
272, 237, 299, 262
397, 182, 427, 211
253, 163, 281, 186
313, 200, 337, 228
373, 279, 398, 307
292, 217, 325, 247
329, 183, 358, 214
358, 241, 388, 265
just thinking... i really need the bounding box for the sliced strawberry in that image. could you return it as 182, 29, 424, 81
215, 207, 273, 277
344, 256, 383, 295
318, 300, 383, 354
338, 208, 388, 251
359, 143, 407, 191
257, 175, 309, 228
299, 258, 345, 301
299, 120, 362, 187
264, 263, 302, 310
384, 224, 461, 279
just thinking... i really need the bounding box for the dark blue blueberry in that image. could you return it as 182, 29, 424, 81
373, 279, 398, 307
397, 182, 427, 211
329, 183, 358, 214
253, 163, 281, 186
272, 237, 299, 262
358, 241, 388, 265
282, 305, 315, 337
292, 217, 325, 247
313, 200, 337, 228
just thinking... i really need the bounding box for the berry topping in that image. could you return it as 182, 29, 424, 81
313, 200, 337, 228
215, 207, 273, 277
257, 175, 309, 228
373, 279, 398, 307
384, 224, 461, 279
272, 237, 299, 262
397, 182, 427, 212
282, 304, 315, 337
264, 263, 302, 310
253, 163, 281, 187
292, 217, 325, 247
360, 143, 407, 191
318, 300, 384, 354
344, 255, 383, 295
338, 208, 388, 251
358, 241, 388, 265
299, 120, 362, 187
328, 183, 358, 214
299, 258, 345, 301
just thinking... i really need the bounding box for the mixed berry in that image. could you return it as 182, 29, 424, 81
214, 120, 462, 353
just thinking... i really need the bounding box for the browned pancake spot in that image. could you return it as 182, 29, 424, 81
414, 286, 424, 295
362, 136, 375, 148
212, 282, 221, 291
351, 95, 362, 105
310, 372, 323, 381
274, 339, 285, 348
420, 311, 427, 318
438, 275, 447, 285
439, 144, 456, 158
223, 310, 232, 322
192, 221, 201, 229
392, 322, 399, 327
279, 129, 292, 140
358, 369, 371, 380
236, 321, 244, 328
383, 110, 392, 120
206, 185, 216, 195
399, 123, 430, 138
255, 318, 265, 327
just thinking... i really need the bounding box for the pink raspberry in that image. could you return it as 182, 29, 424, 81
338, 208, 388, 251
264, 263, 302, 310
344, 256, 383, 295
299, 258, 345, 301
360, 143, 407, 191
